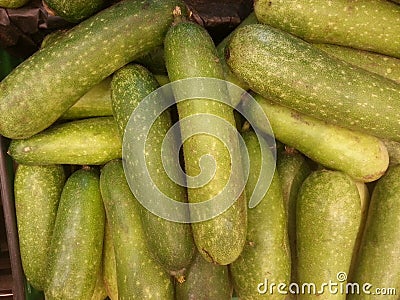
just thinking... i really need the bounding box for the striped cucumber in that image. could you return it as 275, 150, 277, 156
0, 0, 29, 8
103, 221, 118, 300
245, 94, 389, 182
0, 0, 187, 139
254, 0, 400, 58
100, 159, 174, 299
44, 0, 107, 23
8, 117, 121, 165
297, 170, 361, 299
111, 64, 195, 275
348, 165, 400, 299
315, 44, 400, 84
45, 167, 105, 300
175, 250, 232, 300
14, 164, 65, 291
165, 18, 247, 265
230, 131, 290, 299
226, 24, 400, 142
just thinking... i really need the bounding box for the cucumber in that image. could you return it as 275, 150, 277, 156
91, 266, 108, 300
0, 0, 29, 8
314, 44, 400, 84
230, 131, 290, 299
254, 0, 400, 58
45, 167, 105, 300
60, 77, 113, 120
382, 139, 400, 166
296, 170, 361, 299
276, 147, 311, 285
245, 94, 389, 182
14, 164, 65, 291
0, 0, 187, 139
100, 159, 174, 299
164, 18, 247, 265
44, 0, 107, 23
348, 165, 400, 299
226, 24, 400, 142
175, 250, 232, 300
103, 221, 118, 300
135, 46, 167, 75
8, 117, 121, 165
111, 64, 195, 275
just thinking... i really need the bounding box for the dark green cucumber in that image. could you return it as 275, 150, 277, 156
227, 24, 400, 142
297, 170, 361, 299
111, 63, 195, 275
100, 159, 174, 299
60, 77, 113, 120
175, 250, 232, 300
44, 0, 107, 23
103, 221, 118, 300
254, 0, 400, 58
230, 131, 290, 299
0, 0, 29, 8
0, 0, 187, 139
276, 147, 311, 285
348, 165, 400, 299
246, 94, 389, 182
14, 164, 65, 291
8, 117, 121, 165
165, 19, 247, 265
315, 44, 400, 84
382, 139, 400, 166
45, 167, 105, 300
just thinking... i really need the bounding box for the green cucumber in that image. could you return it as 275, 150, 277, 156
45, 167, 105, 300
0, 0, 187, 139
0, 0, 29, 8
135, 46, 167, 75
44, 0, 107, 23
14, 164, 65, 291
348, 165, 400, 299
382, 139, 400, 166
100, 159, 174, 299
226, 24, 400, 142
8, 117, 121, 165
276, 147, 311, 285
103, 221, 118, 300
315, 44, 400, 84
230, 131, 290, 299
111, 63, 195, 275
245, 94, 389, 182
154, 74, 170, 86
60, 77, 113, 120
175, 250, 232, 300
297, 170, 361, 299
165, 19, 247, 265
254, 0, 400, 58
91, 266, 108, 300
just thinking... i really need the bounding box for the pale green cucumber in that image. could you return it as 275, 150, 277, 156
45, 167, 105, 300
100, 159, 174, 300
297, 170, 361, 300
165, 19, 247, 265
8, 117, 121, 165
44, 0, 107, 23
254, 0, 400, 58
348, 165, 400, 299
226, 24, 400, 142
14, 164, 65, 291
0, 0, 187, 139
245, 94, 389, 182
111, 64, 195, 275
230, 131, 290, 299
315, 44, 400, 84
103, 221, 118, 300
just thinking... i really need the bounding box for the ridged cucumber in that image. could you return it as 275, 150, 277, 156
315, 44, 400, 84
0, 0, 187, 139
175, 250, 232, 300
348, 165, 400, 299
297, 170, 361, 299
165, 19, 247, 265
111, 63, 195, 275
0, 0, 29, 8
45, 167, 105, 300
230, 131, 290, 299
14, 164, 65, 291
8, 117, 121, 165
254, 0, 400, 58
103, 221, 118, 300
245, 94, 389, 182
100, 159, 174, 299
226, 24, 400, 142
44, 0, 107, 23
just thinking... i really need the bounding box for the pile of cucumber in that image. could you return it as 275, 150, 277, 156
1, 0, 400, 299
